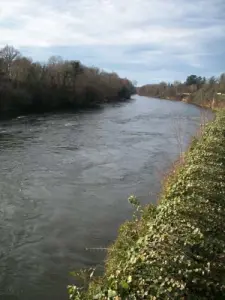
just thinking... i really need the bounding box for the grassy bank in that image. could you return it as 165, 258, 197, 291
69, 110, 225, 299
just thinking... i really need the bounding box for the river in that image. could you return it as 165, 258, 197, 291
0, 95, 212, 299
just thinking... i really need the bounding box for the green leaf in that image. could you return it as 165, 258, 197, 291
121, 281, 129, 290
108, 289, 117, 298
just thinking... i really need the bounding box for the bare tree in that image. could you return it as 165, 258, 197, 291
0, 45, 21, 77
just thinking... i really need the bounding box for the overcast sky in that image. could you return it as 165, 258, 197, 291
0, 0, 225, 85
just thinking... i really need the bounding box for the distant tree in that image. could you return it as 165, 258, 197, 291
11, 56, 32, 82
202, 76, 206, 85
0, 45, 21, 76
219, 73, 225, 93
185, 75, 206, 89
208, 76, 217, 86
48, 56, 63, 66
185, 75, 199, 86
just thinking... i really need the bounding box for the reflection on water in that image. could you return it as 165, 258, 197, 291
0, 96, 212, 299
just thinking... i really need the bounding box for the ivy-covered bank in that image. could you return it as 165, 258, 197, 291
69, 110, 225, 300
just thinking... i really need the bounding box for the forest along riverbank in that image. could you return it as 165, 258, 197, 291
0, 45, 135, 118
0, 96, 212, 300
137, 73, 225, 109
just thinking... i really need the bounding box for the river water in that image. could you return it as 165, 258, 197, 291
0, 95, 212, 299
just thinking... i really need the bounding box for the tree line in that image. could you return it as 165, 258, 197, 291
0, 45, 136, 117
138, 73, 225, 107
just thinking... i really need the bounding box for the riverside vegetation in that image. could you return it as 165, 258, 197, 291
0, 45, 135, 117
138, 74, 225, 108
68, 107, 225, 299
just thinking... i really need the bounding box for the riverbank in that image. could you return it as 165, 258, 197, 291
138, 94, 217, 109
69, 109, 225, 299
168, 96, 215, 109
0, 96, 134, 120
137, 73, 225, 109
140, 94, 223, 111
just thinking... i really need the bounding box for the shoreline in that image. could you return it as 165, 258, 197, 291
138, 93, 216, 110
0, 96, 133, 121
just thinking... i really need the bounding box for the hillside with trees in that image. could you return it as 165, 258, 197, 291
138, 73, 225, 108
0, 45, 136, 117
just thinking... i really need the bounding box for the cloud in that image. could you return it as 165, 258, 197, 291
0, 0, 224, 84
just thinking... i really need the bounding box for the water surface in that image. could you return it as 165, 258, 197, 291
0, 95, 212, 299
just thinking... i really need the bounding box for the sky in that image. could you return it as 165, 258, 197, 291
0, 0, 225, 85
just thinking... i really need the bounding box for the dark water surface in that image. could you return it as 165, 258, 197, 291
0, 96, 212, 299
